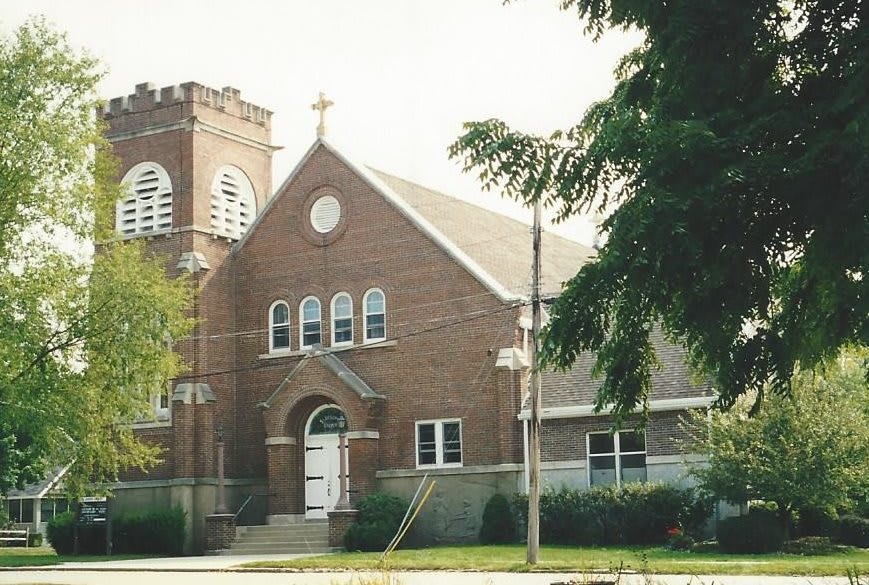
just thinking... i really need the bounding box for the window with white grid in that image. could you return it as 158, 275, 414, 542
416, 419, 462, 468
587, 430, 647, 487
300, 296, 322, 349
331, 292, 353, 346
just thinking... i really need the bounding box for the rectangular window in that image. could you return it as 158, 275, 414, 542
272, 324, 290, 349
416, 419, 462, 468
302, 322, 321, 347
366, 313, 385, 341
41, 498, 55, 523
7, 500, 21, 523
334, 317, 352, 344
21, 498, 33, 523
587, 430, 646, 487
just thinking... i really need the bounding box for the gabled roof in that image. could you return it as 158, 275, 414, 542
258, 348, 385, 409
370, 170, 595, 298
5, 466, 68, 500
234, 139, 594, 301
539, 329, 715, 411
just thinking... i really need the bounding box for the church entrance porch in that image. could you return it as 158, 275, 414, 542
304, 405, 348, 519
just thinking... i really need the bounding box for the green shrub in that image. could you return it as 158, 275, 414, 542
781, 536, 845, 555
46, 511, 105, 554
795, 507, 837, 537
717, 508, 785, 553
511, 483, 711, 546
112, 507, 186, 555
345, 493, 409, 552
836, 515, 869, 548
479, 493, 516, 544
27, 532, 43, 547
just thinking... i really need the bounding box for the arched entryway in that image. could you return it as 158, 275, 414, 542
304, 404, 348, 519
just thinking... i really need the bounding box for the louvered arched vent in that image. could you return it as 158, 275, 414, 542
211, 165, 256, 239
117, 162, 173, 236
310, 195, 341, 233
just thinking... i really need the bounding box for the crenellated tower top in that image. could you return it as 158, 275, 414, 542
102, 81, 273, 129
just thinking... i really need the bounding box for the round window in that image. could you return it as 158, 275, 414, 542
310, 195, 341, 233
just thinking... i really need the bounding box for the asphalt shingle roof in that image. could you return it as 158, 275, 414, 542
541, 330, 715, 409
369, 169, 595, 298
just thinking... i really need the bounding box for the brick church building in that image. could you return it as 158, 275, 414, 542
101, 82, 713, 554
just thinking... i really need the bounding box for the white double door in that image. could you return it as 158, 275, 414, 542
304, 433, 346, 519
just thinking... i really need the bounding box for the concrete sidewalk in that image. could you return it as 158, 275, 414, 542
0, 554, 858, 585
0, 568, 857, 585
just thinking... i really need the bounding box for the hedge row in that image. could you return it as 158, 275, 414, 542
836, 515, 869, 548
513, 483, 712, 546
46, 507, 185, 555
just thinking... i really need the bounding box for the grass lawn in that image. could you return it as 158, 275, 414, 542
0, 546, 150, 567
240, 544, 869, 576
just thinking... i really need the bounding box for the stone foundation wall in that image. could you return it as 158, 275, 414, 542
377, 466, 522, 546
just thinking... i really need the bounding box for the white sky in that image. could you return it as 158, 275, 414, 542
1, 1, 642, 245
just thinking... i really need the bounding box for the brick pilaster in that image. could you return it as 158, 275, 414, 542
205, 514, 235, 552
327, 509, 359, 549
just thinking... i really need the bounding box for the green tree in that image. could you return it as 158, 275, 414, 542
0, 19, 191, 497
685, 349, 869, 536
450, 1, 868, 419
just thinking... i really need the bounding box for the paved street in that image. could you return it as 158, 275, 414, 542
0, 559, 858, 585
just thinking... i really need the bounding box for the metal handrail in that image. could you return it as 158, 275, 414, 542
233, 494, 254, 521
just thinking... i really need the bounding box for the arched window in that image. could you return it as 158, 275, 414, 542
117, 162, 173, 235
300, 297, 322, 349
269, 301, 290, 352
330, 293, 353, 346
210, 165, 256, 239
363, 288, 386, 343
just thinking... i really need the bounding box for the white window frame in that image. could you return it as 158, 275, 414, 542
586, 430, 647, 488
415, 419, 463, 469
150, 391, 171, 422
330, 293, 353, 347
362, 288, 386, 343
299, 296, 322, 349
117, 161, 173, 236
269, 300, 291, 352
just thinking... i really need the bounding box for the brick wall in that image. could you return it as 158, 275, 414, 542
205, 514, 236, 551
327, 509, 358, 549
105, 82, 273, 485
540, 409, 696, 461
106, 85, 528, 529
234, 145, 525, 479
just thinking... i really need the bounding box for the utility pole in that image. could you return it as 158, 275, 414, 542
527, 197, 542, 564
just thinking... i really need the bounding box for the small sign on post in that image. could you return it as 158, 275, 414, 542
78, 497, 108, 525
76, 497, 111, 555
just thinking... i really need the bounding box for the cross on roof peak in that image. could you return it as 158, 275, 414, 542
311, 92, 334, 138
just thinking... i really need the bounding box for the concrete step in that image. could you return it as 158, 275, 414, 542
238, 523, 327, 533
236, 534, 329, 543
234, 536, 330, 545
228, 544, 333, 555
229, 522, 332, 555
238, 528, 328, 537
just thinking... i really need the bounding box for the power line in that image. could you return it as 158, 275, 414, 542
173, 301, 526, 382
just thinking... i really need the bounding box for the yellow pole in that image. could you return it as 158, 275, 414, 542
381, 480, 437, 561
